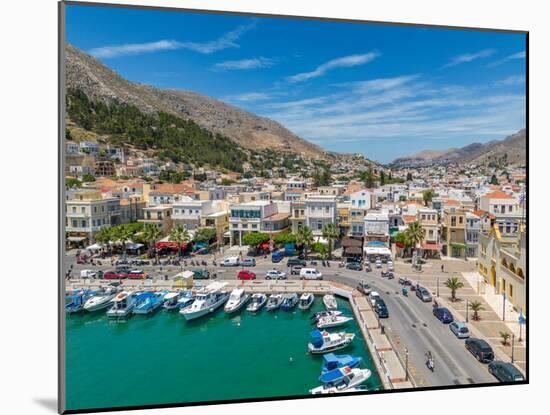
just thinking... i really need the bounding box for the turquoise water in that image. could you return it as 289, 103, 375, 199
66, 297, 382, 411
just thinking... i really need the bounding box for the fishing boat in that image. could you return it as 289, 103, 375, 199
66, 289, 95, 314
311, 310, 343, 322
246, 293, 267, 312
321, 353, 363, 374
281, 293, 299, 311
265, 293, 284, 311
308, 330, 355, 354
180, 282, 229, 321
323, 294, 338, 310
317, 314, 354, 329
163, 291, 192, 310
309, 368, 371, 394
133, 291, 167, 315
298, 293, 315, 310
83, 286, 118, 312
224, 288, 250, 313
106, 291, 137, 318
176, 292, 195, 311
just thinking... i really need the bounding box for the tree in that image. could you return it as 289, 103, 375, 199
406, 221, 425, 254
193, 228, 216, 243
169, 224, 190, 257
490, 175, 499, 185
273, 232, 297, 245
422, 189, 434, 207
395, 231, 414, 257
312, 242, 329, 259
379, 171, 386, 186
365, 167, 375, 189
444, 277, 464, 302
241, 232, 270, 247
142, 223, 162, 258
296, 226, 314, 259
322, 223, 339, 260
470, 300, 485, 321
66, 177, 82, 188
406, 172, 413, 181
112, 225, 134, 255
499, 331, 511, 346
94, 226, 112, 255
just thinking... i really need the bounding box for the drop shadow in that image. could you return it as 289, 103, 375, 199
34, 398, 57, 413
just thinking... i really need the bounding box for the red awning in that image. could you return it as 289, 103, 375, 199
259, 242, 270, 250
422, 242, 440, 251
156, 242, 179, 250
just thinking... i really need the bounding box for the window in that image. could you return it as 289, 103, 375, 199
81, 220, 86, 228
252, 224, 257, 229
509, 284, 513, 298
451, 216, 456, 227
459, 216, 463, 224
317, 221, 323, 230
509, 205, 513, 212
72, 219, 77, 228
72, 207, 76, 213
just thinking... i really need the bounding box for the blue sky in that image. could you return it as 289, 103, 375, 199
66, 4, 526, 163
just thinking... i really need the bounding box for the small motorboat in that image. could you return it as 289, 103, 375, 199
308, 330, 355, 354
83, 287, 118, 312
107, 291, 137, 318
321, 353, 363, 374
180, 282, 229, 321
298, 293, 315, 310
224, 288, 250, 313
311, 310, 343, 322
163, 291, 187, 310
281, 293, 299, 311
310, 385, 368, 395
323, 294, 338, 310
309, 368, 371, 394
133, 291, 167, 315
265, 293, 284, 311
246, 293, 267, 312
176, 292, 195, 311
66, 289, 96, 314
317, 314, 354, 329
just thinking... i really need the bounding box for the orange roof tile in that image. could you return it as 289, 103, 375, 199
483, 191, 514, 200
444, 199, 460, 206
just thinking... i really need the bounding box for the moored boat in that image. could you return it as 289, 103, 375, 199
309, 368, 371, 394
323, 294, 338, 310
311, 310, 343, 322
321, 353, 363, 374
224, 288, 250, 313
298, 293, 315, 310
246, 293, 267, 312
180, 282, 229, 321
317, 314, 354, 329
281, 293, 299, 311
66, 289, 96, 314
83, 286, 118, 312
133, 291, 167, 314
265, 293, 284, 311
107, 291, 137, 318
308, 330, 355, 354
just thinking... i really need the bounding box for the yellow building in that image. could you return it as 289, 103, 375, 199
441, 206, 467, 257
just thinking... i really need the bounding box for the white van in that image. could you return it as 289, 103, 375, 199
221, 256, 239, 267
299, 268, 323, 280
80, 269, 97, 279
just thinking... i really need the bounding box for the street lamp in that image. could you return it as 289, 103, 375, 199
405, 347, 409, 381
502, 291, 506, 322
436, 276, 440, 298
466, 298, 469, 322
511, 334, 515, 363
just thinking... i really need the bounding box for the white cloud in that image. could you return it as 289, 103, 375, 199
488, 51, 526, 67
212, 57, 275, 71
496, 75, 526, 86
226, 92, 272, 102
287, 52, 379, 83
442, 49, 496, 68
89, 21, 257, 58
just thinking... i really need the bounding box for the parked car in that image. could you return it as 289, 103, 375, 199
115, 265, 131, 274
357, 282, 372, 295
131, 259, 150, 266
375, 300, 389, 318
416, 286, 433, 302
287, 258, 307, 267
346, 262, 362, 271
239, 258, 256, 267
368, 291, 380, 306
221, 256, 240, 267
103, 271, 127, 280
192, 269, 210, 279
488, 361, 525, 382
265, 269, 286, 280
465, 338, 495, 363
79, 270, 103, 279
237, 270, 257, 280
299, 268, 323, 280
449, 321, 470, 339
290, 265, 303, 275
127, 270, 148, 279
433, 307, 454, 323
271, 251, 284, 263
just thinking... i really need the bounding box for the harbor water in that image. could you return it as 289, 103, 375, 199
66, 297, 383, 411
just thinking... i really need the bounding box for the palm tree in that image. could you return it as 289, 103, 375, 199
296, 226, 314, 259
113, 226, 134, 256
322, 223, 339, 260
94, 226, 112, 255
499, 331, 511, 346
143, 223, 162, 259
469, 300, 485, 321
444, 277, 465, 302
422, 189, 434, 207
169, 224, 190, 257
406, 221, 425, 264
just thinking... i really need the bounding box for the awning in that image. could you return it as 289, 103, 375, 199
421, 242, 440, 251
67, 236, 87, 242
366, 240, 386, 247
86, 243, 102, 250
345, 246, 363, 255
450, 242, 467, 250
342, 237, 362, 248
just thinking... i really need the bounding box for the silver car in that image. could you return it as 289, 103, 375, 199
450, 321, 470, 339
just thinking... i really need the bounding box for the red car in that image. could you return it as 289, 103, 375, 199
238, 270, 256, 280
127, 270, 149, 279
103, 271, 128, 280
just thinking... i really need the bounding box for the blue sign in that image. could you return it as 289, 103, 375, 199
518, 312, 526, 325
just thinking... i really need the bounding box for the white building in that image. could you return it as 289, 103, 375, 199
304, 195, 337, 236
79, 141, 99, 156
229, 200, 288, 245
364, 211, 390, 243
172, 199, 215, 230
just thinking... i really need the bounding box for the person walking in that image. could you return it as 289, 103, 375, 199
441, 264, 445, 273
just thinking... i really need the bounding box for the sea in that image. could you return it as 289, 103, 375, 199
66, 296, 382, 411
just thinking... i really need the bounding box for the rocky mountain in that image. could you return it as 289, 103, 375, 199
390, 129, 526, 167
65, 44, 326, 159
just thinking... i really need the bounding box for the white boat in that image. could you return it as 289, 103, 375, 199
323, 294, 338, 310
224, 288, 250, 313
311, 310, 343, 322
299, 293, 315, 310
83, 287, 118, 312
246, 293, 267, 312
317, 315, 354, 329
133, 291, 167, 315
265, 294, 284, 311
106, 291, 137, 318
180, 282, 229, 321
309, 368, 371, 394
308, 330, 355, 354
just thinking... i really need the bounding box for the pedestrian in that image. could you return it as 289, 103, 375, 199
441, 264, 445, 273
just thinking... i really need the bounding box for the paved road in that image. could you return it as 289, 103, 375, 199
64, 252, 496, 387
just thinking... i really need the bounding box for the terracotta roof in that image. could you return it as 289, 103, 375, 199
483, 190, 515, 200
264, 212, 290, 221
150, 183, 192, 194
403, 215, 417, 223
444, 199, 460, 206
